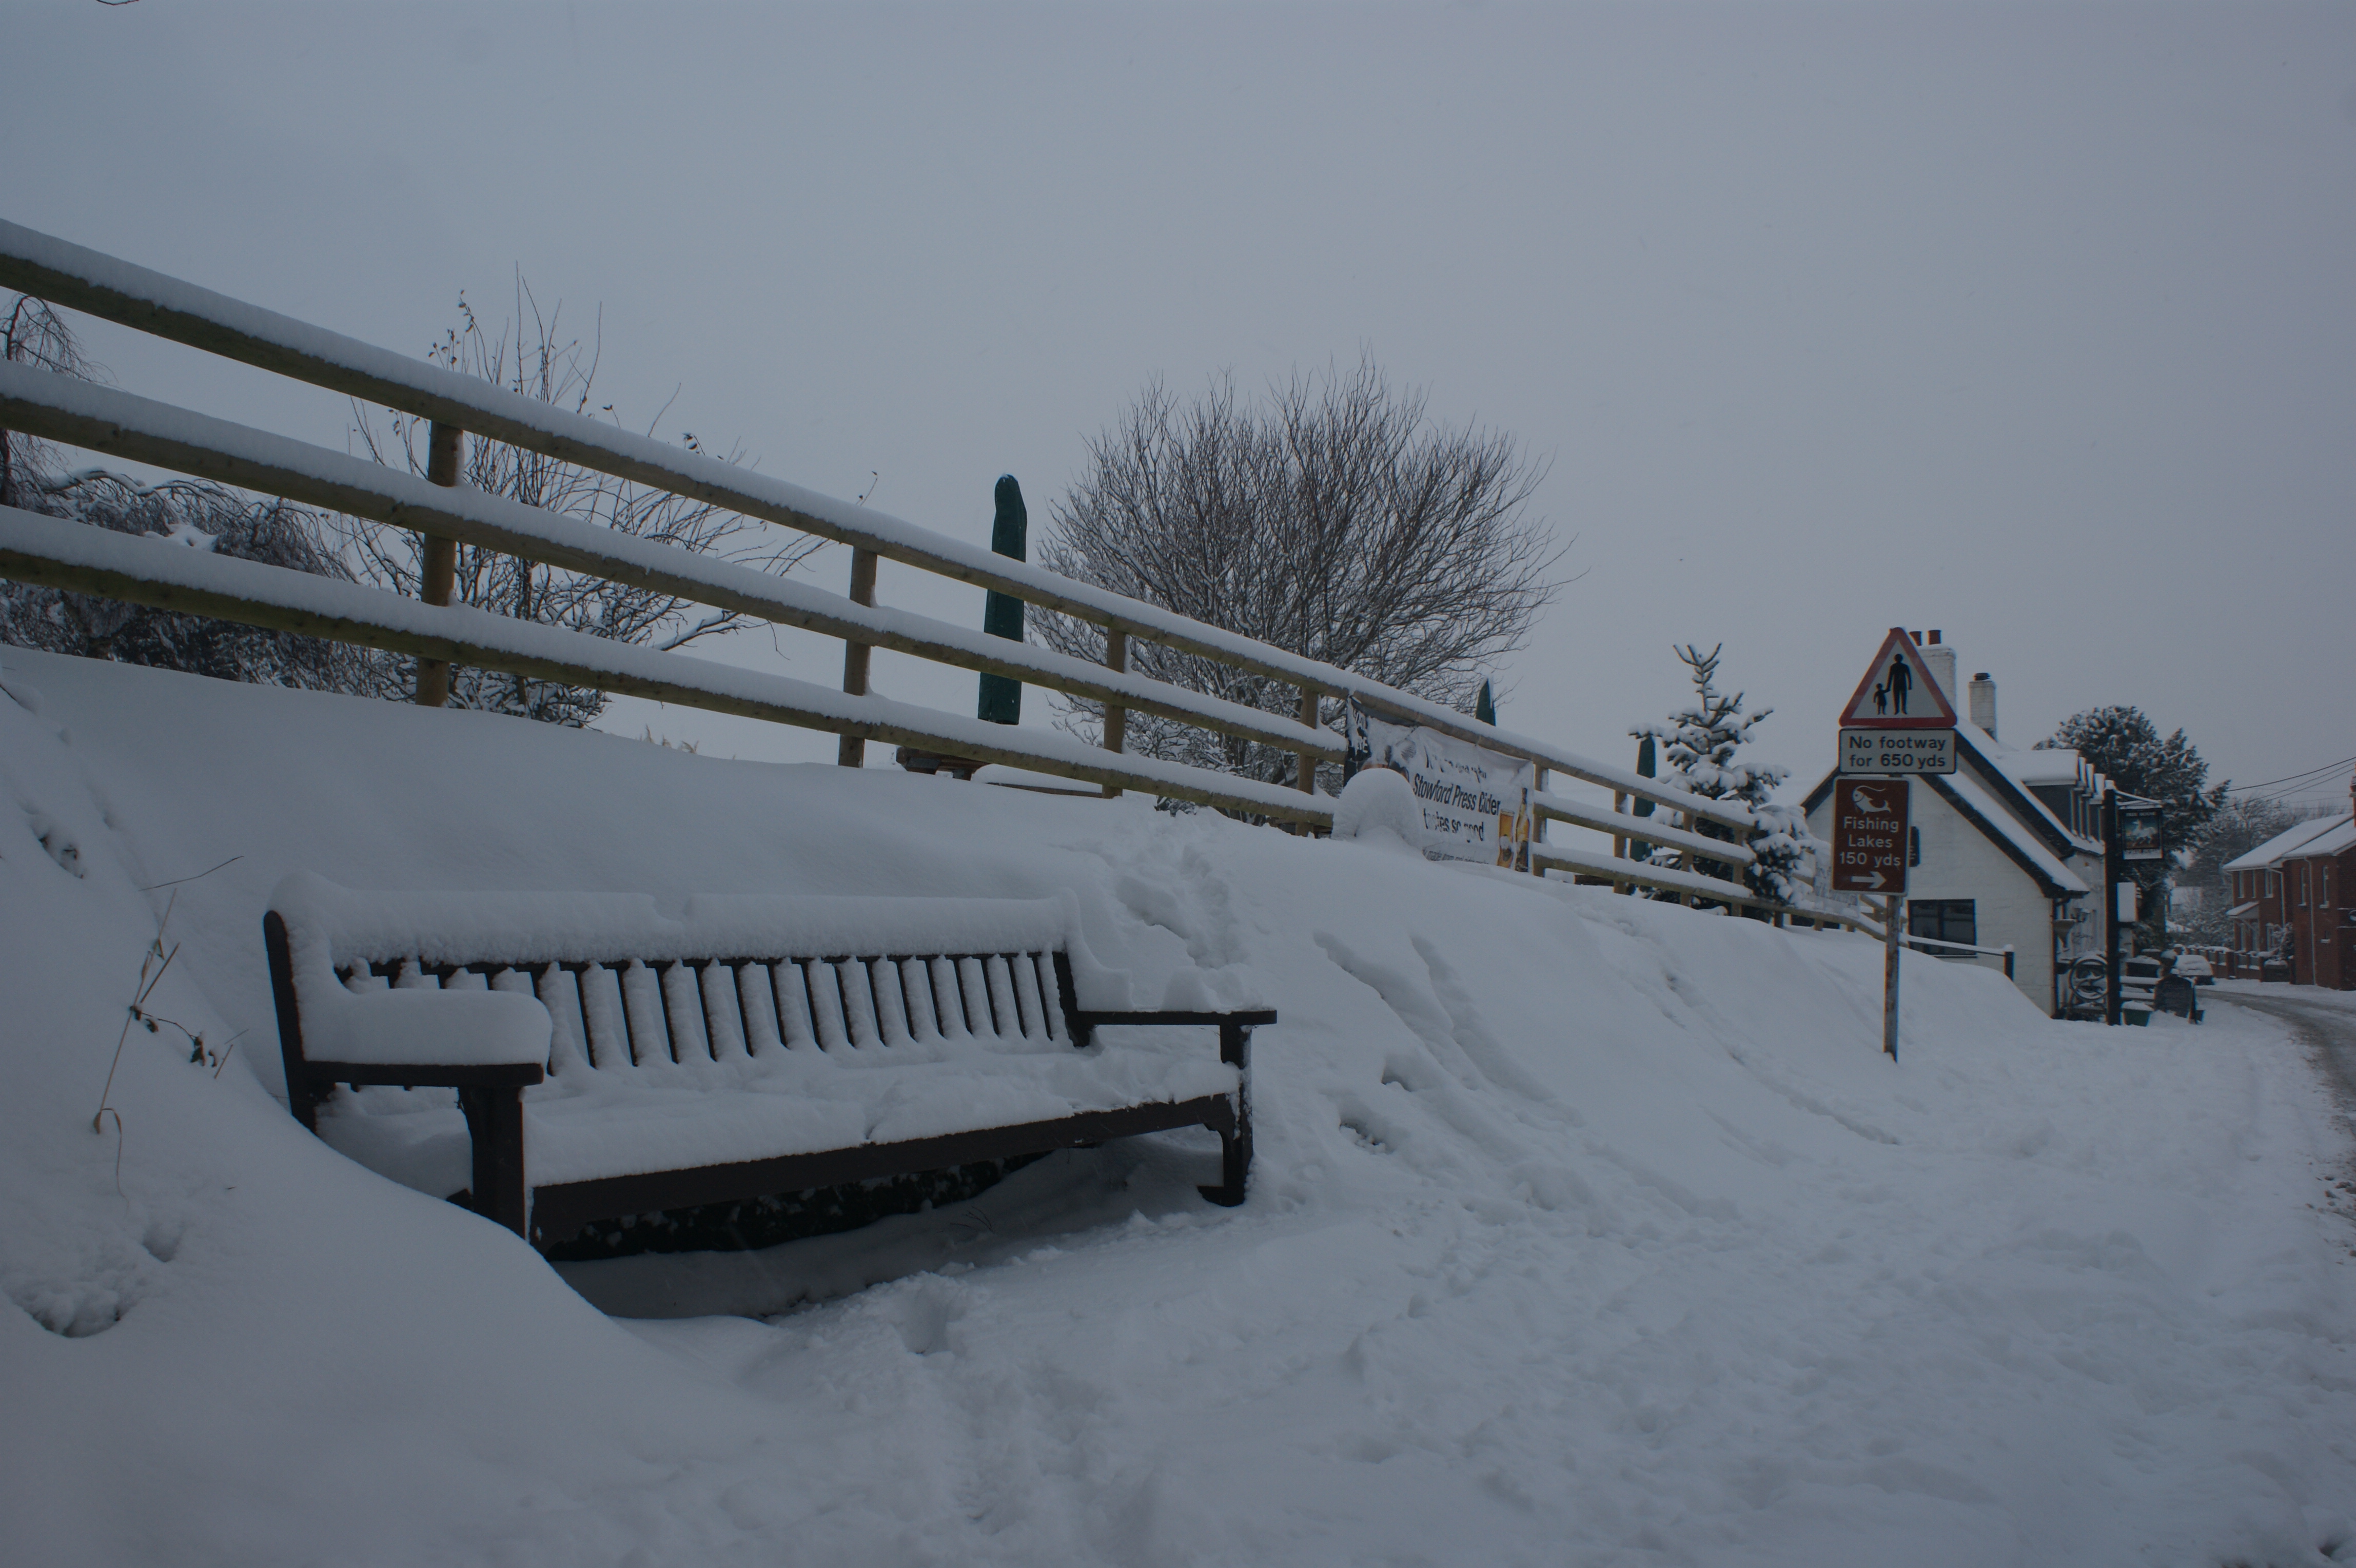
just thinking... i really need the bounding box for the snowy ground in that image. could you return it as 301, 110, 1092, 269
3, 648, 2352, 1567
2215, 979, 2356, 1018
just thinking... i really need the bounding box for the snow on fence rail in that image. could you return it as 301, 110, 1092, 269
0, 365, 1335, 766
1900, 931, 2017, 980
0, 219, 1847, 914
0, 505, 1329, 824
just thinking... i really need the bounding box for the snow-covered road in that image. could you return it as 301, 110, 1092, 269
2212, 982, 2356, 1159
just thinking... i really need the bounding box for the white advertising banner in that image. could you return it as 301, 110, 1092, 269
1346, 700, 1535, 869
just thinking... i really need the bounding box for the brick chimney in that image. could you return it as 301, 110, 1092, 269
1968, 672, 1997, 739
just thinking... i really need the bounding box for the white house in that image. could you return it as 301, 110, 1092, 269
1803, 633, 2107, 1016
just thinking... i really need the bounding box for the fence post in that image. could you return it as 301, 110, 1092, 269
1533, 766, 1548, 868
1101, 625, 1128, 798
1295, 684, 1320, 796
835, 547, 878, 766
1286, 684, 1322, 835
414, 421, 462, 707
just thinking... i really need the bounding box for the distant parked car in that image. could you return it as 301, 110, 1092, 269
2172, 953, 2215, 985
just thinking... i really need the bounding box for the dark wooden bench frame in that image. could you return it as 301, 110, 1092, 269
263, 909, 1273, 1248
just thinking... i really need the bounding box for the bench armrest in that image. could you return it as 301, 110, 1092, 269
1065, 1008, 1278, 1029
293, 1060, 545, 1089
1063, 1007, 1275, 1057
302, 988, 554, 1073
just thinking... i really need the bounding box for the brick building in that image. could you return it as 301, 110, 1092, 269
2223, 784, 2355, 989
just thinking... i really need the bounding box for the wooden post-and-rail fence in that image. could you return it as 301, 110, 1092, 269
0, 219, 1861, 925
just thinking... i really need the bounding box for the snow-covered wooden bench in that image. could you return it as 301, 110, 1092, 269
262, 873, 1270, 1248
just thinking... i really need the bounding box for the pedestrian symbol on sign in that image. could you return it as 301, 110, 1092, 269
1838, 629, 1958, 731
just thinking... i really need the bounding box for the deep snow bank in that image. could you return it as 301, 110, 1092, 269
2, 648, 2351, 1567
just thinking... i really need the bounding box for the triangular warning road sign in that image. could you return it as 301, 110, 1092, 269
1839, 628, 1959, 729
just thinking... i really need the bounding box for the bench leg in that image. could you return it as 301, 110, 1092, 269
457, 1084, 529, 1238
1199, 1021, 1253, 1207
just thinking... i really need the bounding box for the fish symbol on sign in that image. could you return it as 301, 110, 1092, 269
1851, 787, 1891, 815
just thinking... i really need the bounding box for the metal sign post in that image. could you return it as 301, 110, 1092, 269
1832, 776, 1911, 1060
2104, 787, 2122, 1026
1883, 893, 1902, 1061
2097, 793, 2163, 1026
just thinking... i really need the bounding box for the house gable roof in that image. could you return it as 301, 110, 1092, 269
1930, 772, 2091, 898
2281, 817, 2356, 863
2224, 812, 2352, 873
1955, 727, 2101, 860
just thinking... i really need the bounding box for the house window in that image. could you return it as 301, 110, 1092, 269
1908, 899, 1978, 954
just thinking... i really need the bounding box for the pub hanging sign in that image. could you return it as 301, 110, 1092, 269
2118, 801, 2165, 861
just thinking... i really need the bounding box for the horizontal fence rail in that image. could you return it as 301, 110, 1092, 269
1528, 843, 1759, 906
0, 218, 1752, 834
1533, 792, 1756, 868
0, 218, 1872, 919
0, 505, 1332, 822
1900, 932, 2017, 979
0, 364, 1340, 765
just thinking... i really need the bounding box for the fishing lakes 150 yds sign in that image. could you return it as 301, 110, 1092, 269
1830, 776, 1911, 894
1346, 701, 1533, 869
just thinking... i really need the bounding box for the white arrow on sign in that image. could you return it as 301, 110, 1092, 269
1858, 868, 1888, 890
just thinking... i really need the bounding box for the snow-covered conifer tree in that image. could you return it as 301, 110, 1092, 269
1632, 643, 1816, 904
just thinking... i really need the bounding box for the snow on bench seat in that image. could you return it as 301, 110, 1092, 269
264, 872, 1269, 1247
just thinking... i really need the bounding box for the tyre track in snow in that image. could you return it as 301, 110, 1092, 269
2210, 985, 2356, 1164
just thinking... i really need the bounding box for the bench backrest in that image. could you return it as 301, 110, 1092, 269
268, 872, 1126, 1086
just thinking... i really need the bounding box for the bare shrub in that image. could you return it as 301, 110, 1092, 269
335, 280, 823, 725
1034, 359, 1562, 790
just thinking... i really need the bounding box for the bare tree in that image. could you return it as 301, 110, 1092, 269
1034, 359, 1563, 789
335, 280, 823, 725
3, 295, 389, 692
0, 469, 391, 692
3, 293, 100, 508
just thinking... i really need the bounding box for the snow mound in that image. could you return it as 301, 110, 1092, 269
3, 646, 2351, 1567
1329, 765, 1421, 853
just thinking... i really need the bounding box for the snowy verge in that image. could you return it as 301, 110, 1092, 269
2, 647, 2351, 1567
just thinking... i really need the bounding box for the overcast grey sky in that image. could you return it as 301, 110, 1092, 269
7, 2, 2350, 807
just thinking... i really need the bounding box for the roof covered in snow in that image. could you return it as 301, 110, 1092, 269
2284, 817, 2356, 860
2002, 746, 2085, 786
2225, 812, 2353, 872
1931, 771, 2092, 897
1957, 728, 2104, 859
